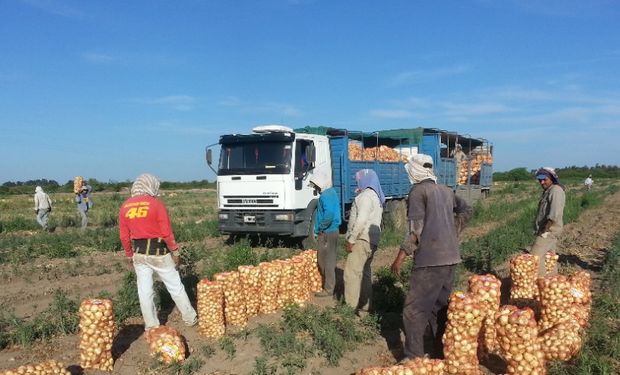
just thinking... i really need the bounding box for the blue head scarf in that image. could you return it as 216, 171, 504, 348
355, 169, 386, 205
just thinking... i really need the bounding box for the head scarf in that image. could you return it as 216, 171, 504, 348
355, 169, 386, 205
35, 186, 43, 193
131, 173, 161, 197
309, 169, 332, 191
405, 153, 437, 184
535, 167, 564, 190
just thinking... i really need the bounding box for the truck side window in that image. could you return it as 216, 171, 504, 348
295, 140, 314, 176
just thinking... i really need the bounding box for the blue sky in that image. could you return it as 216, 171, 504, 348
1, 0, 619, 184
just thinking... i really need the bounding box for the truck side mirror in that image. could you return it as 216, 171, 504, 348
206, 149, 212, 165
305, 144, 316, 164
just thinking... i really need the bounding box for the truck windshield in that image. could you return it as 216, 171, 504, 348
218, 141, 292, 175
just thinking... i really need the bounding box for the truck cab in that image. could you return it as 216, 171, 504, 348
207, 125, 330, 238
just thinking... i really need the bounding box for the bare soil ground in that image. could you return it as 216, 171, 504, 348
1, 188, 620, 374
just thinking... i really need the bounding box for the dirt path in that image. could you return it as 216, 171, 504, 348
2, 188, 620, 374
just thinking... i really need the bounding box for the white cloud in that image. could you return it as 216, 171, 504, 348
368, 109, 415, 119
81, 52, 121, 64
19, 0, 82, 18
390, 65, 470, 86
127, 95, 197, 111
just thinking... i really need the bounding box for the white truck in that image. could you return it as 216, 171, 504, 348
206, 125, 492, 246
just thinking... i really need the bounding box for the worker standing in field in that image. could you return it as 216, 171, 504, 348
75, 181, 93, 229
33, 186, 53, 230
390, 154, 471, 360
531, 167, 566, 277
119, 173, 197, 329
309, 170, 342, 298
584, 174, 593, 191
344, 169, 384, 315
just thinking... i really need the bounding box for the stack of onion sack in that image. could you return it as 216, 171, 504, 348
290, 256, 310, 305
538, 320, 582, 361
348, 143, 404, 162
78, 299, 114, 372
355, 358, 445, 375
495, 306, 546, 375
510, 254, 539, 300
73, 176, 84, 193
442, 291, 484, 375
537, 275, 572, 331
300, 250, 323, 293
214, 271, 247, 327
544, 252, 559, 276
0, 360, 71, 375
196, 279, 225, 338
144, 326, 186, 364
458, 151, 493, 185
238, 265, 262, 318
258, 261, 281, 314
276, 259, 295, 308
467, 274, 501, 356
568, 271, 592, 328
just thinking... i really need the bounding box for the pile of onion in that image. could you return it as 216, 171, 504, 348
442, 291, 484, 375
197, 278, 225, 338
78, 299, 115, 372
356, 358, 445, 375
214, 271, 248, 327
468, 274, 501, 356
238, 265, 262, 318
544, 252, 558, 276
537, 275, 572, 331
0, 360, 70, 375
258, 261, 281, 314
568, 271, 592, 328
495, 306, 545, 375
275, 259, 295, 308
510, 254, 539, 300
300, 250, 323, 293
538, 320, 582, 361
144, 325, 186, 364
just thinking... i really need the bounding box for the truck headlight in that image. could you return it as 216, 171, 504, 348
274, 213, 293, 221
219, 213, 229, 220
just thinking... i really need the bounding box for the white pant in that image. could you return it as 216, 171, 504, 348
133, 253, 197, 329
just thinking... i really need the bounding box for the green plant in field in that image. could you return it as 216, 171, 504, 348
200, 343, 216, 358
257, 303, 379, 369
223, 239, 259, 271
379, 225, 404, 248
372, 266, 407, 314
114, 272, 142, 324
250, 356, 278, 375
218, 335, 237, 359
166, 357, 205, 375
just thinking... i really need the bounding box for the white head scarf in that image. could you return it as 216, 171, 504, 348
405, 153, 437, 184
131, 173, 161, 197
309, 169, 332, 191
35, 186, 44, 193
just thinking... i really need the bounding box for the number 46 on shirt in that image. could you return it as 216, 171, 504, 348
125, 206, 149, 219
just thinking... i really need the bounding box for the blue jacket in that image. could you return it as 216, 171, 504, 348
314, 187, 341, 234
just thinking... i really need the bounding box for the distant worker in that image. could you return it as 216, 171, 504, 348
309, 170, 342, 298
33, 186, 53, 231
344, 169, 384, 315
584, 175, 593, 191
119, 173, 197, 329
391, 154, 471, 360
75, 181, 93, 229
531, 167, 566, 277
452, 144, 468, 184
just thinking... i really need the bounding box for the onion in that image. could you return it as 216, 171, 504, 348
78, 299, 114, 372
144, 325, 186, 364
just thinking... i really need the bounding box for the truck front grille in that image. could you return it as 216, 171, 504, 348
223, 195, 279, 208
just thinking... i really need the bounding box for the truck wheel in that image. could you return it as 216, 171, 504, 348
384, 199, 407, 233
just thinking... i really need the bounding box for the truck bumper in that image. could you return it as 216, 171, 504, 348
218, 210, 297, 236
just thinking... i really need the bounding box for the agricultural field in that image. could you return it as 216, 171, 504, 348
1, 180, 619, 375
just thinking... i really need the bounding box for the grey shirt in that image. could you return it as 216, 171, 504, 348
535, 184, 565, 236
405, 180, 471, 268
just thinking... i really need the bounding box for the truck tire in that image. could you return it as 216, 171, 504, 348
384, 199, 407, 233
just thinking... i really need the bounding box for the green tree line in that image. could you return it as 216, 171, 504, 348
0, 178, 215, 195
493, 165, 620, 182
